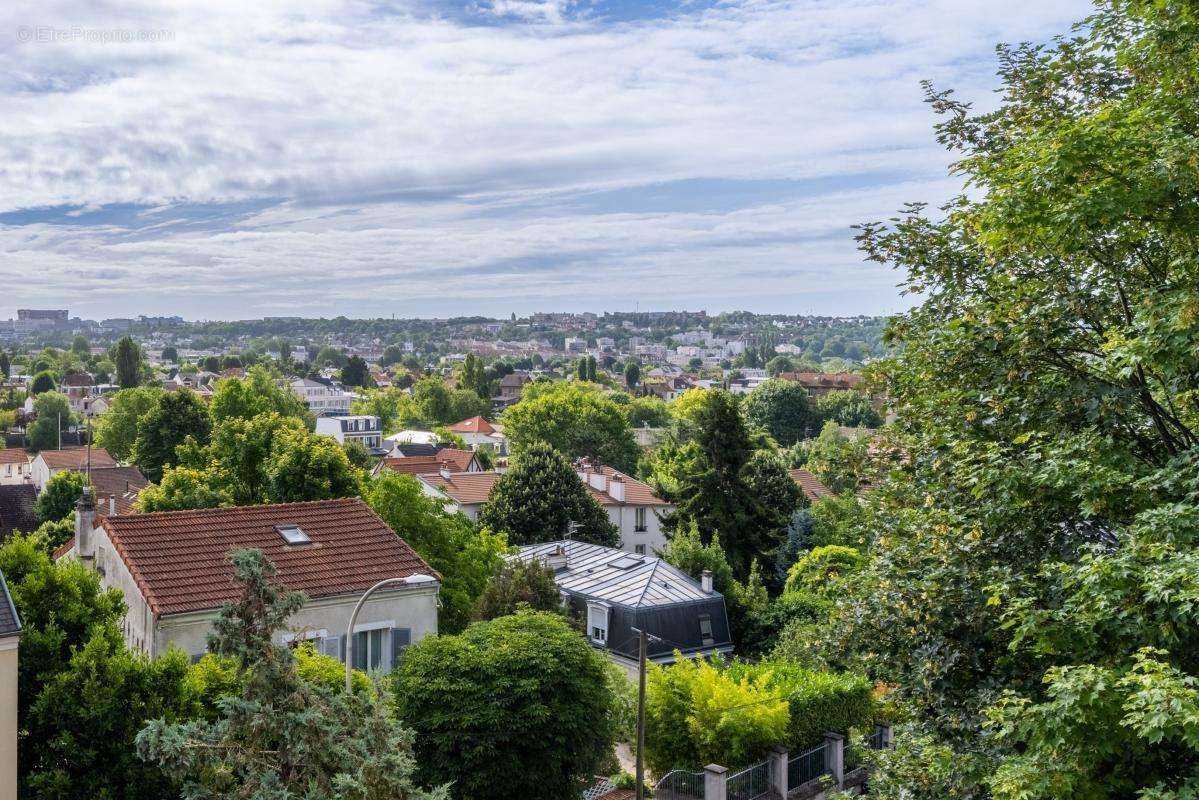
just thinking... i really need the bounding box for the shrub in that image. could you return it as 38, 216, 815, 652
731, 661, 875, 750
784, 545, 864, 596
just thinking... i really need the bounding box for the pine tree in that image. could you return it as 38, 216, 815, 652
479, 441, 618, 546
114, 336, 143, 389
137, 549, 445, 800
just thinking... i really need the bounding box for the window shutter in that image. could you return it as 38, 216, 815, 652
339, 635, 346, 663
320, 635, 341, 660
352, 632, 368, 671
390, 628, 411, 669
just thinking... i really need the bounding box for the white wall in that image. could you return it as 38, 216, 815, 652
608, 504, 670, 555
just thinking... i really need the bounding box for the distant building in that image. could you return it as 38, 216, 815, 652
444, 416, 506, 453
789, 468, 833, 503
778, 371, 864, 398
513, 540, 732, 671
30, 448, 119, 492
418, 463, 673, 555
290, 378, 354, 416
315, 415, 385, 453
0, 450, 30, 487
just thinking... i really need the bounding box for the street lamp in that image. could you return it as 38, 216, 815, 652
344, 573, 439, 692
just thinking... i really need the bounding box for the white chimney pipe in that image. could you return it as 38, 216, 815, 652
608, 476, 625, 502
701, 569, 713, 594
545, 543, 569, 572
588, 471, 607, 492
109, 496, 116, 516
75, 486, 95, 561
439, 464, 452, 481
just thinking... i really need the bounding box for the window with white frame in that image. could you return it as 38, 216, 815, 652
634, 507, 647, 532
699, 614, 714, 646
587, 603, 609, 646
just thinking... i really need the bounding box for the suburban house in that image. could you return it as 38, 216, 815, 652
60, 372, 98, 412
418, 464, 674, 554
0, 571, 19, 800
30, 447, 118, 491
0, 448, 30, 486
290, 377, 354, 417
88, 466, 150, 516
779, 371, 864, 399
315, 415, 386, 454
790, 468, 833, 503
514, 540, 733, 672
60, 492, 439, 669
373, 448, 481, 477
493, 372, 530, 409
0, 485, 37, 543
444, 415, 507, 454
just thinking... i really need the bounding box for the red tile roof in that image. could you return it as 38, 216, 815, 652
36, 447, 118, 470
377, 449, 478, 476
422, 466, 669, 508
99, 497, 436, 616
779, 372, 864, 390
446, 415, 496, 435
89, 466, 149, 517
0, 448, 29, 466
789, 468, 833, 502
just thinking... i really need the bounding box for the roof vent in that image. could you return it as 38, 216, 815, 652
276, 524, 311, 545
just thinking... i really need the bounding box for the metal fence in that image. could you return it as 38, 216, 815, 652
787, 742, 828, 788
654, 769, 705, 800
727, 760, 772, 800
868, 724, 888, 750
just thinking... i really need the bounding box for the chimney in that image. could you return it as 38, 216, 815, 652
75, 486, 96, 561
608, 476, 625, 502
439, 463, 452, 481
701, 569, 713, 594
109, 496, 116, 516
545, 543, 569, 572
588, 470, 607, 493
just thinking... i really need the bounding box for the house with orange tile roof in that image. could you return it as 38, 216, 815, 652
59, 491, 439, 667
789, 468, 833, 503
30, 447, 118, 491
372, 447, 481, 478
444, 415, 507, 453
418, 463, 675, 555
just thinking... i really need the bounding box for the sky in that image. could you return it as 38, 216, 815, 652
0, 0, 1093, 321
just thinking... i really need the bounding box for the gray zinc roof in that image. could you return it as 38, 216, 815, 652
0, 570, 21, 638
515, 540, 717, 608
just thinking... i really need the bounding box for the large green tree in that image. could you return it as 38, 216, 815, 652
209, 365, 311, 425
659, 390, 785, 579
479, 441, 618, 547
26, 392, 72, 452
394, 611, 615, 800
93, 386, 163, 461
501, 381, 639, 473
28, 370, 56, 396
744, 379, 821, 447
364, 473, 507, 633
138, 548, 444, 800
818, 3, 1199, 797
35, 469, 87, 524
131, 389, 212, 482
113, 336, 143, 389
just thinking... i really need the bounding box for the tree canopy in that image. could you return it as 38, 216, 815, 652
502, 381, 639, 473
479, 441, 618, 547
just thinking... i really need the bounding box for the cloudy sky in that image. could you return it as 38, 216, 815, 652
0, 0, 1091, 321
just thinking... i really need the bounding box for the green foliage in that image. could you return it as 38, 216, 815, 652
364, 473, 507, 633
625, 395, 671, 428
815, 389, 882, 429
744, 379, 820, 447
644, 656, 789, 773
160, 346, 177, 362
502, 381, 640, 473
817, 3, 1199, 795
784, 545, 864, 596
731, 661, 875, 751
659, 390, 786, 579
29, 370, 56, 395
93, 386, 163, 461
624, 361, 641, 388
313, 345, 346, 368
24, 629, 192, 800
113, 336, 143, 389
264, 425, 359, 502
137, 548, 443, 800
796, 421, 870, 495
26, 392, 72, 452
393, 611, 615, 800
341, 355, 372, 388
472, 558, 562, 621
342, 439, 373, 470
35, 469, 87, 524
480, 441, 619, 547
210, 365, 311, 425
352, 387, 421, 434
131, 388, 212, 482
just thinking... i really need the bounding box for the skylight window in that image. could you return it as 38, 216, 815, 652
610, 555, 643, 570
276, 524, 311, 545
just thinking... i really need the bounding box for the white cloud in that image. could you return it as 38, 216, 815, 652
0, 0, 1093, 317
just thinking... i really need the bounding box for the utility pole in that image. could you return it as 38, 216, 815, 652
630, 626, 661, 800
57, 412, 62, 450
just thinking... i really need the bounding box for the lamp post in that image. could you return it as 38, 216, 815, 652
344, 574, 438, 692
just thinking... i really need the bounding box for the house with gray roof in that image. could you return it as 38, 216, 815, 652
514, 540, 732, 670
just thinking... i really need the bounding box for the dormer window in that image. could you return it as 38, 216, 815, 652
276, 524, 311, 545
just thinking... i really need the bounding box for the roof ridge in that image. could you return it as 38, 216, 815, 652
106, 495, 362, 522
